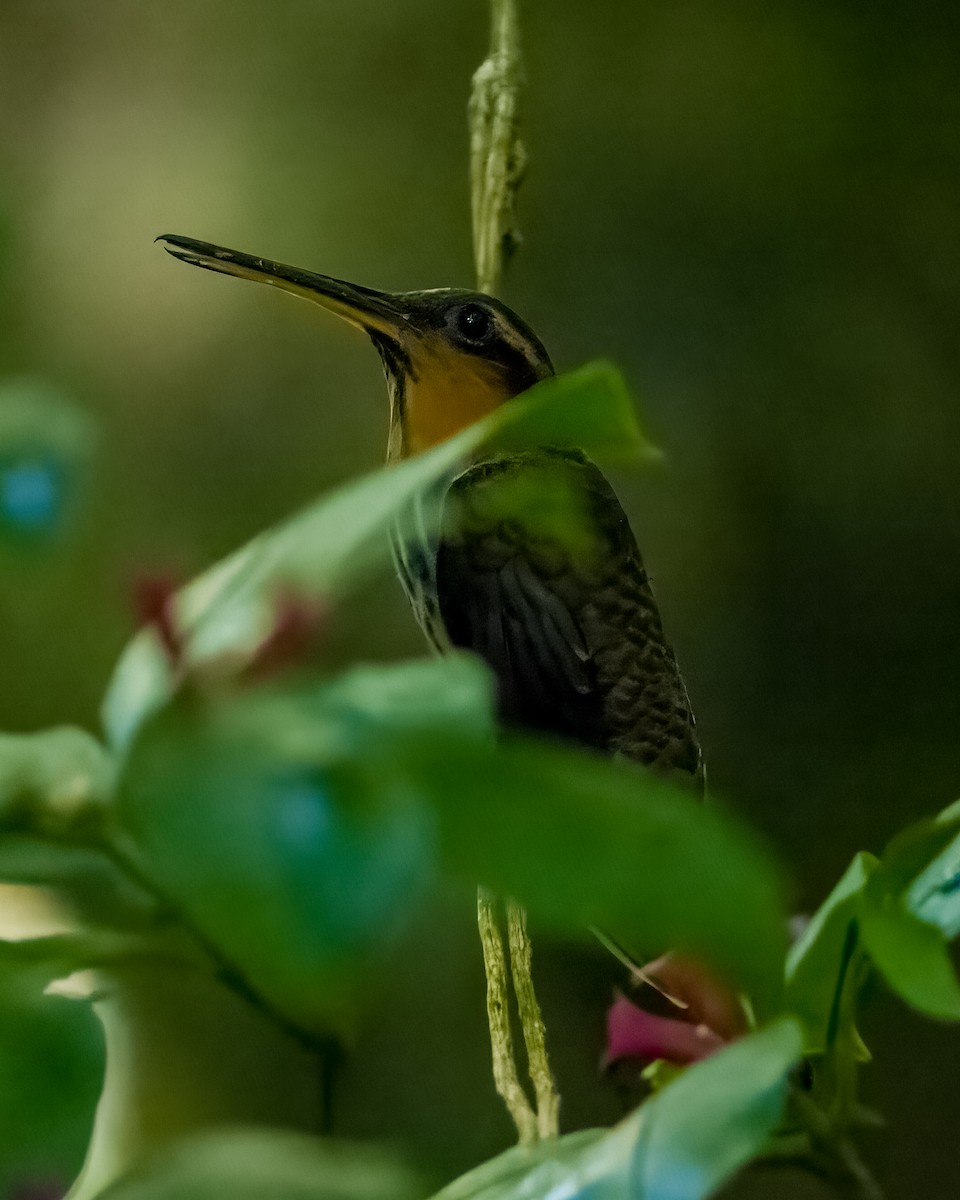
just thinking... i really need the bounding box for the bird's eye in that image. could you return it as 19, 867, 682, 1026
454, 303, 493, 342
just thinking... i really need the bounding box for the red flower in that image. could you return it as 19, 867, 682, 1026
132, 573, 329, 682
246, 592, 331, 680
605, 953, 747, 1069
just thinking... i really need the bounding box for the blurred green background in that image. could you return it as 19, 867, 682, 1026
1, 1, 957, 1196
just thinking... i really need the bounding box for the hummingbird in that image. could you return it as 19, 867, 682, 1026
159, 236, 702, 788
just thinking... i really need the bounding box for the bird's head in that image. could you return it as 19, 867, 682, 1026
159, 236, 554, 461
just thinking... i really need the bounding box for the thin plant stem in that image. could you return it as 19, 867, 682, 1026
469, 0, 526, 296
506, 899, 560, 1137
468, 0, 559, 1144
792, 1091, 885, 1200
476, 888, 538, 1143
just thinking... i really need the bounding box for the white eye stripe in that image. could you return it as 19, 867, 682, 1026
498, 322, 529, 354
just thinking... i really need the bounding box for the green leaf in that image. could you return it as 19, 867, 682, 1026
632, 1018, 803, 1199
0, 932, 117, 974
409, 736, 788, 1013
119, 654, 783, 1027
0, 968, 102, 1197
0, 836, 159, 931
859, 897, 960, 1019
118, 658, 493, 1028
102, 362, 654, 751
429, 1130, 621, 1200
905, 809, 960, 940
0, 727, 114, 837
870, 806, 960, 904
315, 654, 496, 743
91, 1130, 421, 1200
784, 852, 877, 1051
858, 805, 960, 1020
125, 744, 431, 1029
493, 361, 659, 462
430, 1022, 802, 1200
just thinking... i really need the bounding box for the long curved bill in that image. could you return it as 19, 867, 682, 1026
157, 234, 408, 337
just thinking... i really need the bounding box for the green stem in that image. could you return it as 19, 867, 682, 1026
469, 0, 525, 295
476, 888, 538, 1143
792, 1091, 885, 1200
506, 899, 560, 1137
469, 0, 560, 1143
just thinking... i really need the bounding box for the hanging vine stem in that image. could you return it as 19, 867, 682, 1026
469, 0, 560, 1144
476, 889, 538, 1143
469, 0, 527, 297
506, 899, 560, 1138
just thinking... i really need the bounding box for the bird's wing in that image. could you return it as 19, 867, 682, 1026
434, 450, 703, 783
434, 451, 606, 743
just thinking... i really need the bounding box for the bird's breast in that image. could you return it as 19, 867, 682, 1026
400, 346, 512, 456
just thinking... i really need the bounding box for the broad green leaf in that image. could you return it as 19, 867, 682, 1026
102, 362, 654, 751
632, 1018, 803, 1199
784, 852, 877, 1051
119, 655, 784, 1026
860, 901, 960, 1019
117, 658, 493, 1028
859, 894, 960, 1020
0, 727, 114, 837
859, 805, 960, 1019
89, 1130, 421, 1200
409, 736, 788, 1014
123, 738, 433, 1028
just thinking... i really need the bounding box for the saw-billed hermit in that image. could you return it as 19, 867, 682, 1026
159, 234, 703, 788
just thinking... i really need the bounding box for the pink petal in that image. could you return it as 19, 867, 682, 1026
605, 992, 725, 1067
